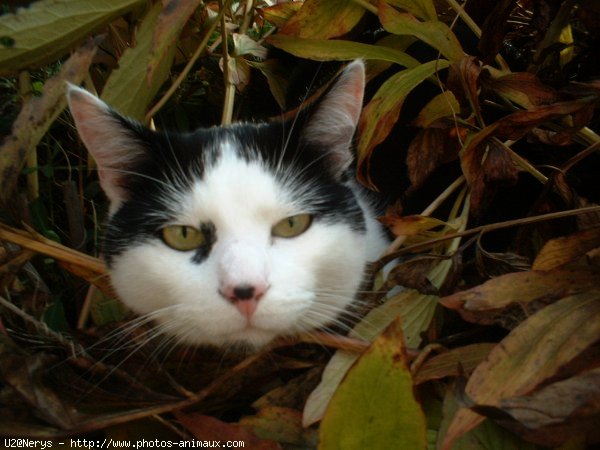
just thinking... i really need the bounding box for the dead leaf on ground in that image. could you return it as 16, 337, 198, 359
532, 225, 600, 270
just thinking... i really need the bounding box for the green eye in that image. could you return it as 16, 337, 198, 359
272, 214, 312, 238
161, 225, 205, 251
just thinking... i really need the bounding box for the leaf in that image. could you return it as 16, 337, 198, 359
379, 215, 450, 237
460, 137, 519, 214
532, 226, 600, 270
477, 0, 519, 64
439, 269, 599, 326
279, 0, 366, 40
0, 38, 99, 203
176, 412, 282, 449
303, 289, 438, 426
438, 389, 539, 450
239, 406, 318, 448
259, 2, 303, 28
413, 91, 460, 128
378, 1, 463, 62
440, 292, 600, 449
357, 59, 450, 188
0, 0, 146, 76
414, 343, 495, 385
384, 0, 438, 21
266, 35, 419, 68
482, 70, 559, 109
148, 0, 202, 85
406, 124, 465, 191
319, 318, 428, 450
247, 59, 289, 109
485, 367, 600, 447
101, 1, 177, 121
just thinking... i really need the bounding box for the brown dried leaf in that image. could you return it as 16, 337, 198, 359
533, 226, 600, 271
386, 258, 439, 295
439, 269, 599, 326
441, 292, 600, 449
414, 343, 495, 385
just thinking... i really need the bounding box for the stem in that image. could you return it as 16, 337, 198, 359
19, 71, 38, 201
145, 0, 232, 122
219, 0, 235, 125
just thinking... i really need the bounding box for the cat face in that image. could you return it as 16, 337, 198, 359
68, 61, 388, 348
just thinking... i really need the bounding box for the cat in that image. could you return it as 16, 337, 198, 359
67, 60, 389, 349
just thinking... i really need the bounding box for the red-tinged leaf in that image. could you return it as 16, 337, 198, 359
482, 71, 559, 109
148, 0, 201, 85
175, 413, 281, 449
448, 56, 483, 121
406, 124, 464, 190
279, 0, 366, 40
414, 344, 495, 385
439, 269, 599, 326
379, 2, 463, 62
258, 2, 303, 28
319, 318, 428, 450
533, 226, 600, 270
357, 60, 450, 188
440, 292, 600, 450
460, 138, 519, 214
379, 214, 449, 237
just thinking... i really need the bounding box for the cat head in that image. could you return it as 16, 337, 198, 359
68, 61, 386, 348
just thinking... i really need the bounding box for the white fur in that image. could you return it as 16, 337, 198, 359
109, 141, 388, 348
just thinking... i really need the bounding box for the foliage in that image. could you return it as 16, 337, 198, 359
0, 0, 599, 448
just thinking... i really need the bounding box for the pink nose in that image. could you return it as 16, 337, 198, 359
221, 283, 268, 319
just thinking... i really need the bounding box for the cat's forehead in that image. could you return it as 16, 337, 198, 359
174, 139, 295, 229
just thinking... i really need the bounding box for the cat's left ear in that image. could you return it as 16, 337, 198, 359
67, 84, 146, 211
303, 60, 365, 178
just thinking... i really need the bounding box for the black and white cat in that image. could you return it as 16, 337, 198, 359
67, 61, 388, 348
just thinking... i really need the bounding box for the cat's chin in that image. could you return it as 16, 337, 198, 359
173, 323, 281, 350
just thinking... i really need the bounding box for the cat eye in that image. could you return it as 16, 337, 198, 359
161, 225, 205, 251
272, 214, 312, 238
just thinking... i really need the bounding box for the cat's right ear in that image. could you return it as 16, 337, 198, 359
67, 84, 145, 210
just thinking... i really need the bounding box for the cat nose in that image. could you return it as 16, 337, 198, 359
221, 283, 268, 319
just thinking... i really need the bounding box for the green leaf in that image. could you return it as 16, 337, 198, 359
279, 0, 366, 40
267, 35, 420, 68
303, 289, 438, 426
319, 318, 427, 450
357, 59, 450, 188
379, 1, 463, 62
101, 1, 176, 121
414, 91, 460, 127
0, 0, 147, 76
